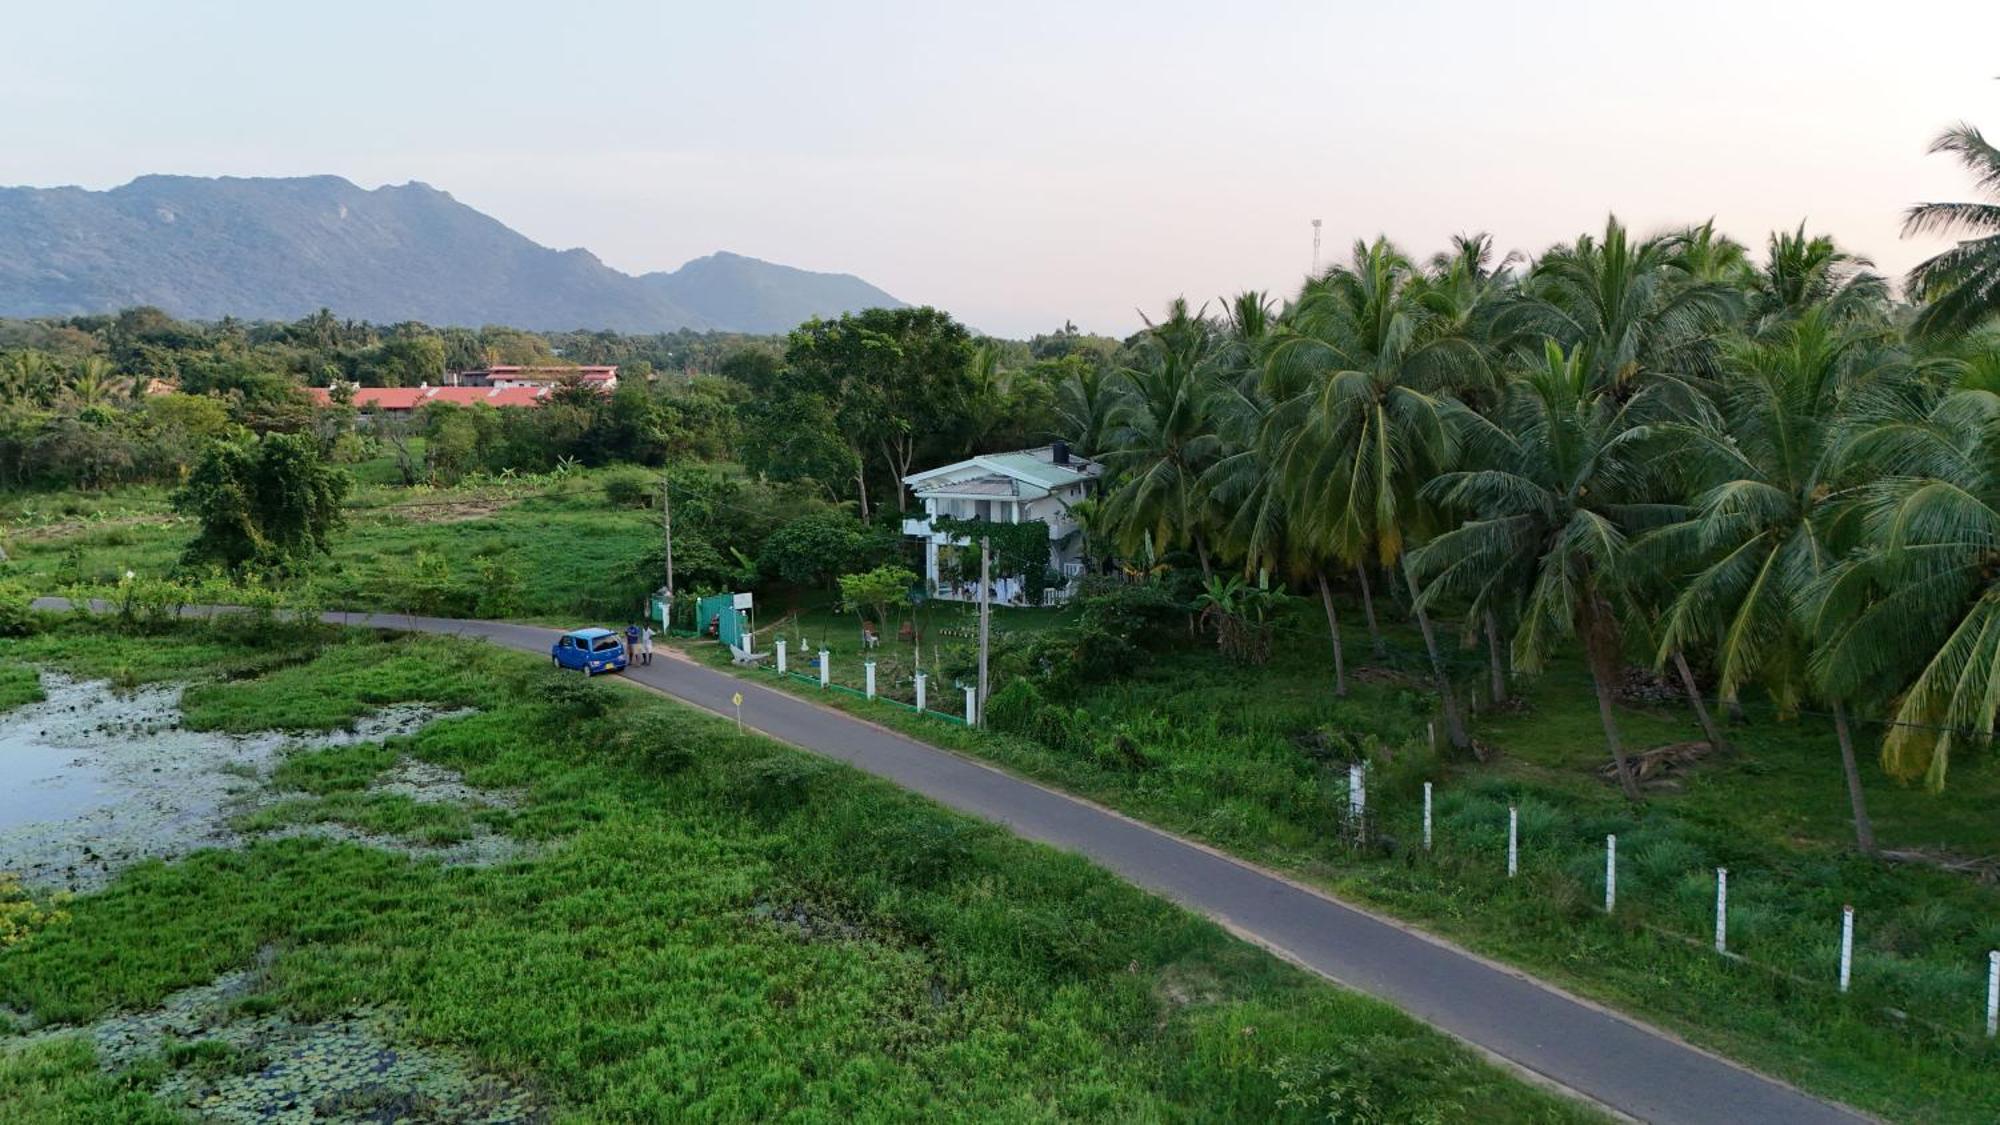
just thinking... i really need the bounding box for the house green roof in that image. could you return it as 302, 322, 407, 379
975, 451, 1100, 489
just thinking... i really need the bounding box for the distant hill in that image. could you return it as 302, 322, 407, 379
640, 251, 911, 335
0, 175, 904, 334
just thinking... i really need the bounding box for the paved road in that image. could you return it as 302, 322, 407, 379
49, 602, 1871, 1123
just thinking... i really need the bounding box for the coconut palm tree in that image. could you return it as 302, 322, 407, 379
1903, 122, 2000, 339
1644, 309, 1901, 848
1100, 299, 1226, 577
1749, 226, 1888, 335
1269, 238, 1489, 750
1414, 340, 1676, 798
1809, 384, 2000, 791
1499, 215, 1740, 401
64, 356, 117, 409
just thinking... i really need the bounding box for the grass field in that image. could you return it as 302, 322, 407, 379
689, 603, 2000, 1124
0, 621, 1591, 1122
8, 468, 2000, 1119
0, 466, 664, 623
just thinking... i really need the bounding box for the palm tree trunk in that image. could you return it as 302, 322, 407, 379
1317, 571, 1347, 698
1580, 592, 1643, 801
1830, 701, 1878, 855
1670, 649, 1731, 754
1356, 563, 1386, 657
1194, 531, 1214, 581
1483, 609, 1508, 704
1400, 556, 1471, 754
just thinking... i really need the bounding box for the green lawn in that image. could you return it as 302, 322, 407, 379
686, 600, 2000, 1124
0, 622, 1590, 1122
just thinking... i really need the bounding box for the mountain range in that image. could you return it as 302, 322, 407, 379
0, 175, 904, 334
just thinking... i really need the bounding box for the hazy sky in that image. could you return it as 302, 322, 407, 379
4, 1, 1998, 337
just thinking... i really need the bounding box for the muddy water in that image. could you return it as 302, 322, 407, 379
0, 672, 459, 892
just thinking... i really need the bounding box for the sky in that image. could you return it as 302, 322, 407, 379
3, 0, 1998, 338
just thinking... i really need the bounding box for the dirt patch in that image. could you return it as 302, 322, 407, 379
1597, 739, 1715, 789
8, 513, 185, 543
8, 954, 547, 1123
363, 494, 517, 525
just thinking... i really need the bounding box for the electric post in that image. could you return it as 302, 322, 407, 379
977, 536, 990, 726
660, 477, 675, 630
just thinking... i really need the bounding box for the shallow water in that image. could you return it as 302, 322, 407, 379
0, 672, 460, 892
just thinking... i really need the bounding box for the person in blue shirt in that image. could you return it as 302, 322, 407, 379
624, 622, 641, 664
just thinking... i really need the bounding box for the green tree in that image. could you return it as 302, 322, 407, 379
173, 431, 349, 573
784, 307, 976, 517
1645, 310, 1895, 846
1414, 341, 1669, 797
1101, 299, 1225, 578
1268, 239, 1487, 749
1902, 122, 2000, 338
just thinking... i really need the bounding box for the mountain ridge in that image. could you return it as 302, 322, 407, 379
0, 174, 903, 334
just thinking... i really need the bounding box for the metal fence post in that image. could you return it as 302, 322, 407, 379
775, 639, 787, 674
915, 672, 927, 713
818, 650, 829, 689
1422, 782, 1433, 851
964, 685, 977, 725
864, 661, 876, 700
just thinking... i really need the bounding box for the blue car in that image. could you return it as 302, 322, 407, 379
553, 627, 628, 675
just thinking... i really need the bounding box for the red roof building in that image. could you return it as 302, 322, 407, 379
304, 384, 553, 412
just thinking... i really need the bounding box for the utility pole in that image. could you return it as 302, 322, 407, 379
976, 536, 990, 726
1311, 218, 1323, 277
660, 477, 675, 628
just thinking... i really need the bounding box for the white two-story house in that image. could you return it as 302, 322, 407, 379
900, 442, 1104, 605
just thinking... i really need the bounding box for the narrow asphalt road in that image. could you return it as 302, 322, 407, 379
45, 602, 1871, 1123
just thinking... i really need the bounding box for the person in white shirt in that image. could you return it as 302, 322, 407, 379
639, 625, 655, 666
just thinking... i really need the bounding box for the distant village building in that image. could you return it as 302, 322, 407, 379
448, 365, 618, 390
900, 442, 1103, 606
305, 383, 552, 416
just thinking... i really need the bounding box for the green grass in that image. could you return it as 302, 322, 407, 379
686, 602, 2000, 1123
0, 664, 44, 714
0, 622, 1589, 1122
0, 469, 661, 623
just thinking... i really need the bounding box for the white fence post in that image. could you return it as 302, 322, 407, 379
1507, 806, 1518, 878
776, 639, 787, 674
1347, 763, 1365, 822
1839, 905, 1854, 994
915, 672, 927, 713
818, 650, 830, 689
1714, 868, 1729, 954
1421, 782, 1433, 850
1987, 951, 1998, 1038
964, 685, 977, 725
864, 661, 877, 700
1605, 834, 1617, 914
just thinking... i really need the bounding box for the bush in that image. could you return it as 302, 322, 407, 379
531, 666, 615, 723
0, 582, 40, 638
725, 754, 830, 815
605, 713, 697, 776
602, 471, 656, 510
982, 679, 1045, 736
